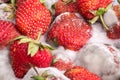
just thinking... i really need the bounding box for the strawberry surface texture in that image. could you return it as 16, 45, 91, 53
0, 0, 120, 80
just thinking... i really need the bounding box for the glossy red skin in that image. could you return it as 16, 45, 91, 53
47, 13, 91, 51
64, 66, 101, 80
16, 0, 51, 39
10, 40, 52, 78
76, 0, 113, 20
55, 0, 78, 16
10, 41, 30, 78
0, 20, 20, 49
30, 49, 53, 68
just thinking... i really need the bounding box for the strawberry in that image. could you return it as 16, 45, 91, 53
55, 0, 78, 16
64, 66, 101, 80
76, 0, 113, 30
47, 13, 91, 51
10, 36, 53, 78
77, 0, 113, 20
16, 0, 52, 39
0, 20, 20, 49
10, 40, 31, 78
52, 59, 73, 71
107, 24, 120, 39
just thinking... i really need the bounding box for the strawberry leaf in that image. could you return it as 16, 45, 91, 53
89, 10, 97, 15
9, 36, 26, 43
19, 38, 32, 44
31, 76, 45, 80
44, 45, 54, 50
41, 70, 55, 78
105, 3, 112, 11
88, 16, 99, 24
28, 42, 39, 57
40, 0, 45, 3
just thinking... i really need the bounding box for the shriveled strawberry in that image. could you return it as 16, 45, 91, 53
64, 66, 101, 80
47, 13, 91, 51
10, 36, 53, 78
0, 20, 20, 49
16, 0, 51, 39
107, 24, 120, 39
77, 0, 113, 20
55, 0, 78, 16
52, 59, 73, 71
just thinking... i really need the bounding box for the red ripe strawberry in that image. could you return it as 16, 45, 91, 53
64, 66, 101, 80
16, 0, 51, 39
52, 59, 73, 71
107, 24, 120, 39
10, 36, 53, 78
55, 0, 78, 16
47, 13, 91, 51
77, 0, 113, 20
0, 20, 20, 49
10, 40, 31, 78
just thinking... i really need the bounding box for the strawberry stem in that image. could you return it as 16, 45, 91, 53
100, 15, 109, 30
36, 30, 42, 42
30, 64, 39, 76
33, 67, 39, 76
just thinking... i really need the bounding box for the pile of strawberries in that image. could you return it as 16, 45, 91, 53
1, 0, 119, 80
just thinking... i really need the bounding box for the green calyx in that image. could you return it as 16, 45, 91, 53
96, 8, 106, 16
31, 76, 45, 80
89, 3, 113, 30
11, 35, 54, 57
31, 70, 55, 80
39, 0, 46, 4
11, 36, 40, 57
